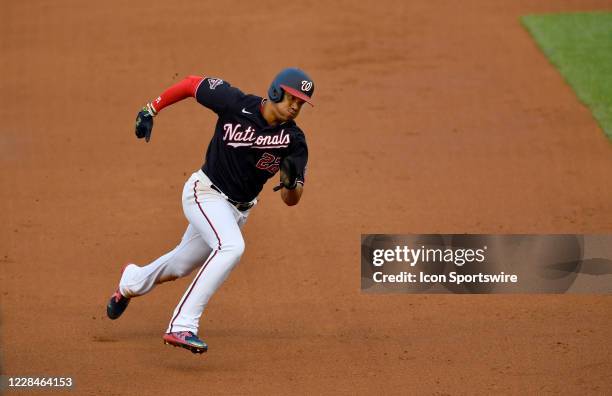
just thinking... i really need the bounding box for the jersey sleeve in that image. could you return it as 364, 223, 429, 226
195, 77, 244, 114
288, 131, 308, 185
149, 76, 202, 114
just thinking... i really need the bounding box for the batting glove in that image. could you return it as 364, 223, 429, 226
273, 156, 298, 191
135, 103, 157, 142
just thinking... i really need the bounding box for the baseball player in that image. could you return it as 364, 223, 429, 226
106, 68, 314, 354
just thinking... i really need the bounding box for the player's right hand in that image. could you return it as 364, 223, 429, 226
273, 156, 298, 191
135, 103, 156, 142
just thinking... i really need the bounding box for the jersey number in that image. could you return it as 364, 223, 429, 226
256, 153, 281, 174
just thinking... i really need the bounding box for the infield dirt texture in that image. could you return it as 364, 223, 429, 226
2, 1, 612, 394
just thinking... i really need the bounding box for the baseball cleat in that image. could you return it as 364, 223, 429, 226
106, 289, 130, 320
106, 265, 131, 320
163, 331, 208, 354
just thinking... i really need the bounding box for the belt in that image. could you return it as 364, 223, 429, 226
210, 184, 254, 212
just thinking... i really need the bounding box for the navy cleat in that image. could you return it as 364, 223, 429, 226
106, 265, 131, 320
106, 289, 131, 320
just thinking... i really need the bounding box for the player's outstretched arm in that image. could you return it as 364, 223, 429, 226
134, 76, 203, 142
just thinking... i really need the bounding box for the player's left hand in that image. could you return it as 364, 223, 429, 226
135, 103, 156, 142
273, 156, 297, 191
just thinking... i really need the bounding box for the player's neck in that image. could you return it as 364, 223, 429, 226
261, 100, 281, 126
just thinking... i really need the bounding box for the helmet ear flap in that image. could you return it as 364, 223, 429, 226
268, 84, 284, 103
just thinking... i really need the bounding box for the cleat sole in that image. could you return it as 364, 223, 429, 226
163, 339, 207, 354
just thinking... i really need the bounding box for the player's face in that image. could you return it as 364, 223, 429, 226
276, 92, 305, 121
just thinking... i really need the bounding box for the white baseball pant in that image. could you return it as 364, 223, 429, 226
118, 170, 252, 333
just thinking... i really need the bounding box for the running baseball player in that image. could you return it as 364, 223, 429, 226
106, 68, 314, 354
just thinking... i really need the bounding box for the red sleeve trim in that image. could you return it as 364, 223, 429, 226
150, 75, 204, 113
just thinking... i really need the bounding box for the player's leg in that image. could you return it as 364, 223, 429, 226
119, 224, 212, 298
107, 173, 213, 320
165, 175, 247, 335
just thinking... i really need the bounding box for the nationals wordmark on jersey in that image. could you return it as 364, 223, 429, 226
222, 124, 290, 148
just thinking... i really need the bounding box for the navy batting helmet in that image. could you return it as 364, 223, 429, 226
268, 67, 314, 106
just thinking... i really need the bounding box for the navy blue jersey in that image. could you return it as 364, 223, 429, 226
196, 77, 308, 203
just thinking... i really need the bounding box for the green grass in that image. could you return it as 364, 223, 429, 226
522, 12, 612, 140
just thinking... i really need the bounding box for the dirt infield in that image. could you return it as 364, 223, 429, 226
2, 1, 612, 394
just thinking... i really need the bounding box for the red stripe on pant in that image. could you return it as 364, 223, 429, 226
193, 180, 221, 250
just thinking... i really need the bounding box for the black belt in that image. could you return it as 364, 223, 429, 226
210, 184, 254, 212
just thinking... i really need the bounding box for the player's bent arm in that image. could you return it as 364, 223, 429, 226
148, 76, 203, 114
281, 184, 303, 206
135, 76, 205, 141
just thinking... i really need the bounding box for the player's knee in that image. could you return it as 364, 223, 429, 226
223, 237, 245, 260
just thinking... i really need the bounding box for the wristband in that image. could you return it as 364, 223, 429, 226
145, 102, 158, 117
